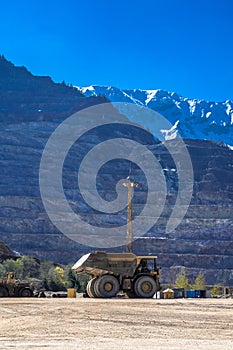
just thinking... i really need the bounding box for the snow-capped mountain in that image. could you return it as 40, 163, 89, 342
76, 85, 233, 147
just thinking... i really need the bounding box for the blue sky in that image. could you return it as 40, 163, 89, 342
0, 0, 233, 102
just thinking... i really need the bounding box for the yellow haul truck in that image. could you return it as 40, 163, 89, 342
72, 252, 160, 298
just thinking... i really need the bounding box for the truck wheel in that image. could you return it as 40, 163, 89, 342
19, 287, 33, 297
134, 276, 157, 298
86, 277, 99, 298
94, 275, 120, 298
0, 286, 9, 297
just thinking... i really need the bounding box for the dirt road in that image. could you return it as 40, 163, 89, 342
0, 298, 232, 349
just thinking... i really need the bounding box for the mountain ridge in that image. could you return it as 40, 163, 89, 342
76, 85, 233, 147
0, 55, 109, 124
79, 84, 233, 104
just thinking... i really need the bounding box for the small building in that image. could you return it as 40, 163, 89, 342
195, 290, 206, 298
186, 290, 196, 298
186, 290, 206, 298
173, 288, 185, 298
163, 288, 174, 299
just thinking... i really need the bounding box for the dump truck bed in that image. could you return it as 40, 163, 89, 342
72, 252, 158, 277
72, 252, 138, 276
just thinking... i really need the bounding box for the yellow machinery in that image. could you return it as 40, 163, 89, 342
72, 252, 160, 298
0, 272, 34, 297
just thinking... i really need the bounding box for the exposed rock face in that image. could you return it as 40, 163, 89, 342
0, 241, 16, 261
0, 57, 232, 286
0, 55, 108, 261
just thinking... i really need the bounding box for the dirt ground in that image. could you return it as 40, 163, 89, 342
0, 297, 232, 350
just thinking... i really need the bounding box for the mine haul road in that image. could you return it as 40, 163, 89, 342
0, 298, 232, 350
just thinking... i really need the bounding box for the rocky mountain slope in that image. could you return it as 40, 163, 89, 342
0, 241, 16, 261
0, 55, 107, 261
0, 57, 232, 285
77, 85, 233, 147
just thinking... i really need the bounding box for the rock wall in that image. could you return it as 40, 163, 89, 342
0, 241, 16, 261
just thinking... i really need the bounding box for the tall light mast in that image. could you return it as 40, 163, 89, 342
122, 178, 138, 253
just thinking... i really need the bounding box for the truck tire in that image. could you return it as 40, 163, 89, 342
94, 275, 120, 298
19, 287, 33, 297
86, 277, 99, 298
0, 286, 9, 297
134, 276, 157, 298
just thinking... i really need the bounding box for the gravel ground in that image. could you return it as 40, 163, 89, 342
0, 298, 232, 349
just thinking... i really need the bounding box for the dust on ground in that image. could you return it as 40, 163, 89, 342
0, 298, 232, 349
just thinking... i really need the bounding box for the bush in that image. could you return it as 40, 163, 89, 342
46, 266, 67, 292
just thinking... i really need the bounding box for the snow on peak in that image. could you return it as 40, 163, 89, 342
188, 100, 196, 114
145, 90, 159, 105
75, 85, 96, 95
161, 120, 179, 140
225, 101, 233, 124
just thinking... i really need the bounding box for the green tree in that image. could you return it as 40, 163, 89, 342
192, 272, 206, 290
39, 261, 54, 276
65, 267, 80, 289
20, 256, 40, 279
210, 285, 222, 297
175, 269, 189, 289
1, 257, 41, 280
2, 259, 24, 279
39, 261, 55, 288
64, 266, 89, 292
46, 266, 67, 291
